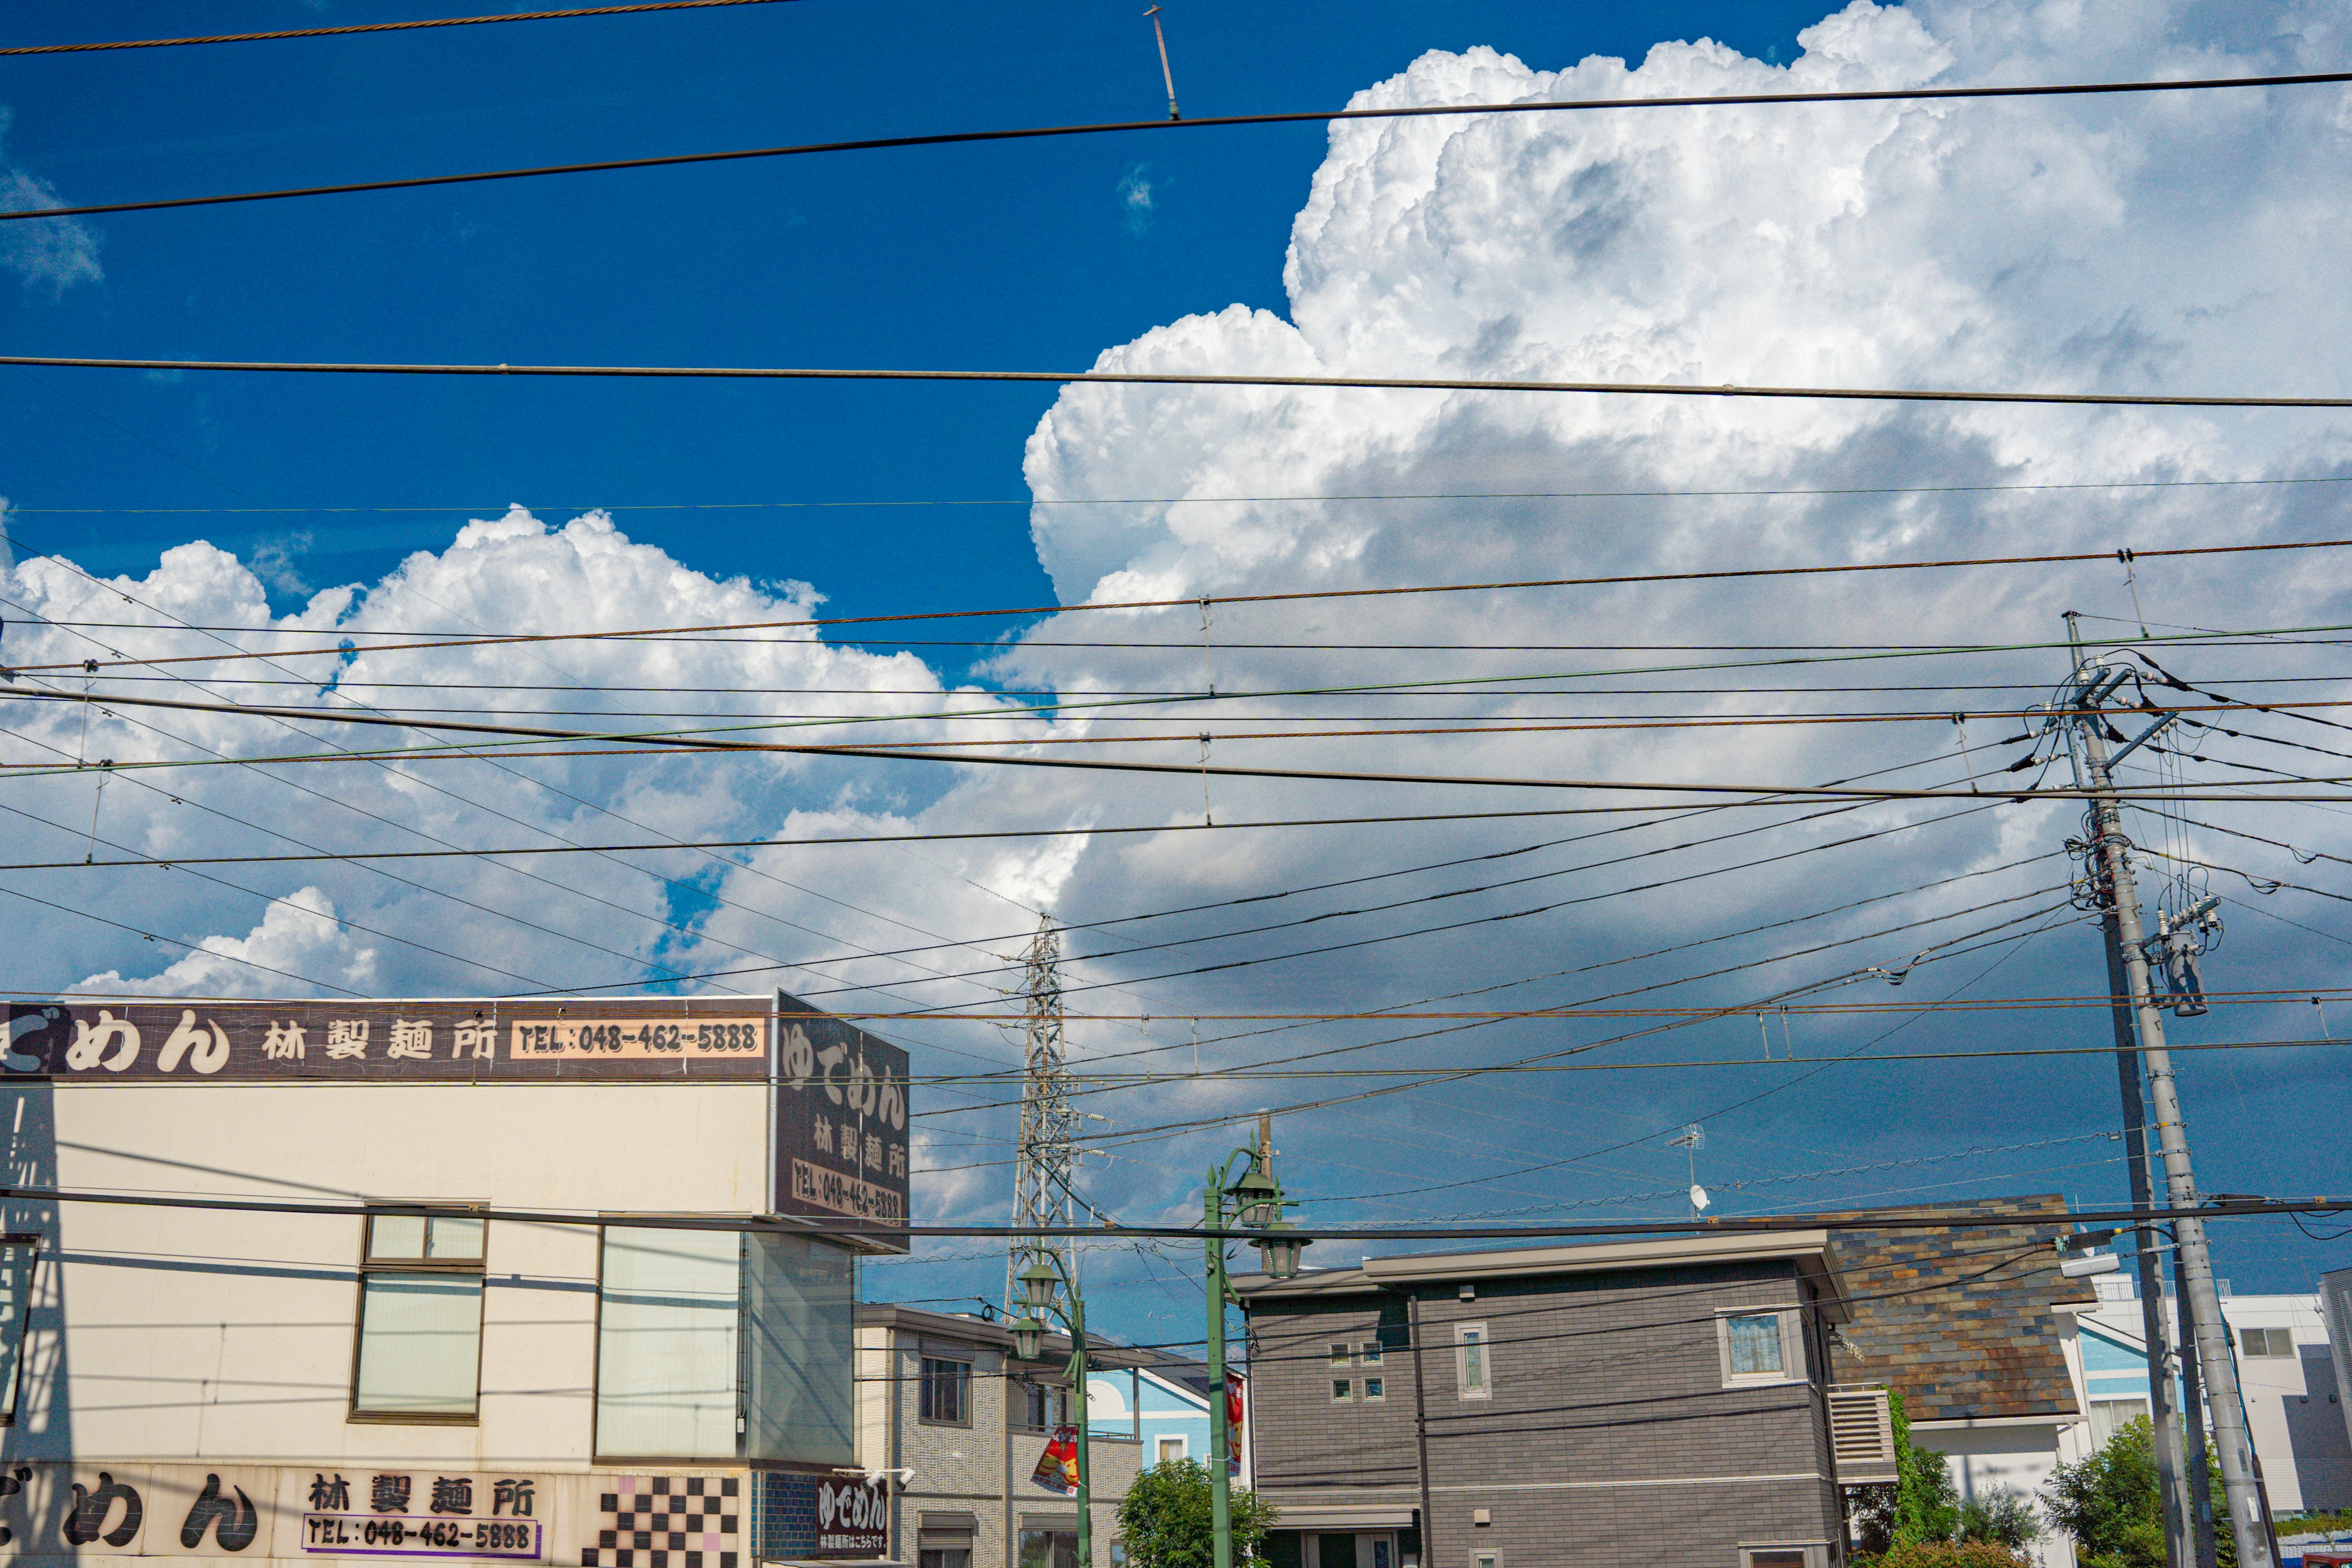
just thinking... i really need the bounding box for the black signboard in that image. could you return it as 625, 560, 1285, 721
0, 997, 771, 1082
811, 1477, 889, 1559
774, 991, 910, 1250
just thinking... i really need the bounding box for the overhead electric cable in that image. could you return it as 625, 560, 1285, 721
17, 470, 2352, 513
9, 685, 2344, 801
5, 68, 2348, 222
0, 0, 798, 54
17, 353, 2352, 412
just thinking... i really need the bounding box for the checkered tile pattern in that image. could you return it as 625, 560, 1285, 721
579, 1476, 741, 1568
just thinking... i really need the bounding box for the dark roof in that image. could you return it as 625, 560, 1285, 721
854, 1302, 1215, 1386
1820, 1194, 2097, 1423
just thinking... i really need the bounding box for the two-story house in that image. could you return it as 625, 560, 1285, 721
854, 1305, 1144, 1568
1235, 1231, 1860, 1568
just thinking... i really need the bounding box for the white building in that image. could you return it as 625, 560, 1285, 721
2074, 1274, 2352, 1517
0, 992, 908, 1568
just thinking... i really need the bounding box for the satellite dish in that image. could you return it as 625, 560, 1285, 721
1690, 1185, 1711, 1212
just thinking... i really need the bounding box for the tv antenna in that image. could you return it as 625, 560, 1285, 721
1144, 6, 1180, 121
1668, 1124, 1708, 1218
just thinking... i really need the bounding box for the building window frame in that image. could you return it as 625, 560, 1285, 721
1155, 1433, 1188, 1465
1359, 1339, 1383, 1367
920, 1354, 974, 1427
349, 1208, 486, 1426
2240, 1327, 2294, 1359
1715, 1308, 1805, 1388
1739, 1545, 1826, 1568
1330, 1377, 1352, 1403
1453, 1321, 1490, 1401
1330, 1342, 1353, 1368
0, 1235, 37, 1427
1470, 1550, 1500, 1568
1362, 1374, 1387, 1403
1016, 1378, 1070, 1432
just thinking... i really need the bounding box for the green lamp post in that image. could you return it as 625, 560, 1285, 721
1207, 1126, 1307, 1568
1012, 1253, 1093, 1568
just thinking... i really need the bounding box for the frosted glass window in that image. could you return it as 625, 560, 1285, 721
596, 1227, 740, 1458
0, 1242, 35, 1420
742, 1233, 854, 1464
1727, 1314, 1785, 1377
353, 1274, 483, 1415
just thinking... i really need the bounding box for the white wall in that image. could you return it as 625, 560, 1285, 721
1, 1079, 768, 1468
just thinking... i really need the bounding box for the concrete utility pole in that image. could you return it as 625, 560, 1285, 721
2050, 620, 2275, 1568
2098, 910, 2191, 1568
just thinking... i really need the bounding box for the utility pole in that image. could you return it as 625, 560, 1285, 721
2098, 896, 2190, 1568
2173, 1246, 2219, 1568
2049, 618, 2275, 1568
1006, 918, 1078, 1318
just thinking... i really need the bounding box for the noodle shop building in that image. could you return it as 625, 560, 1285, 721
0, 992, 910, 1568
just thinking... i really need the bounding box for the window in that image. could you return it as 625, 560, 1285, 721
1717, 1309, 1803, 1386
1331, 1378, 1352, 1402
0, 1238, 35, 1424
2241, 1327, 2295, 1358
922, 1356, 973, 1425
591, 1226, 853, 1464
1741, 1550, 1821, 1568
921, 1553, 972, 1568
2090, 1397, 2151, 1446
352, 1211, 484, 1421
1727, 1314, 1784, 1376
595, 1226, 739, 1457
1019, 1531, 1078, 1568
1330, 1343, 1353, 1367
1359, 1340, 1383, 1366
1020, 1380, 1069, 1430
1471, 1551, 1499, 1568
1454, 1322, 1490, 1400
1363, 1376, 1386, 1402
1157, 1435, 1188, 1464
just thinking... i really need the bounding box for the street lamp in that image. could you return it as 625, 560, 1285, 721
1205, 1122, 1307, 1568
1012, 1248, 1094, 1568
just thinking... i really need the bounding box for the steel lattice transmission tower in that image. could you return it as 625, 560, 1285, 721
1005, 916, 1079, 1316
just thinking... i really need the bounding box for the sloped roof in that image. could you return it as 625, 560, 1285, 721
1820, 1193, 2098, 1423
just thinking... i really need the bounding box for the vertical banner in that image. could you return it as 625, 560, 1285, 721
772, 991, 913, 1250
1030, 1427, 1080, 1497
1226, 1373, 1246, 1477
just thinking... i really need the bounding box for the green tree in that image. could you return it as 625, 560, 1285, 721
1114, 1460, 1278, 1568
2041, 1416, 2236, 1568
1956, 1488, 2038, 1551
1853, 1392, 1964, 1555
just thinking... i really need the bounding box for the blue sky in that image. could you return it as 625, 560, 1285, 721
3, 0, 1819, 649
5, 0, 2351, 1327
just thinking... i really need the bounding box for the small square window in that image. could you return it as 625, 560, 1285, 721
1156, 1435, 1186, 1465
1330, 1378, 1352, 1403
1330, 1343, 1352, 1367
1362, 1376, 1385, 1402
1471, 1552, 1499, 1568
1359, 1340, 1382, 1366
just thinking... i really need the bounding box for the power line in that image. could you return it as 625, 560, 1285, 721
0, 1185, 2325, 1243
9, 684, 2346, 800
6, 69, 2349, 222
0, 0, 799, 55
8, 539, 2340, 673
18, 470, 2352, 513
17, 352, 2352, 412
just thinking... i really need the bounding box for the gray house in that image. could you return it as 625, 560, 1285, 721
1235, 1232, 1865, 1568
